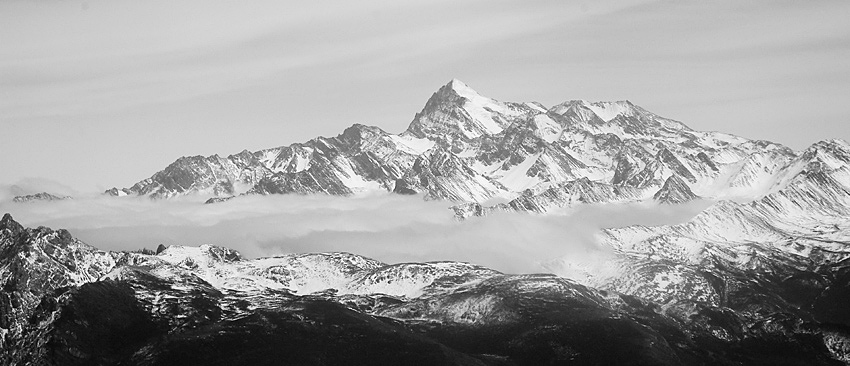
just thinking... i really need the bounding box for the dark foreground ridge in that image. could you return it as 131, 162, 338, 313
2, 214, 849, 365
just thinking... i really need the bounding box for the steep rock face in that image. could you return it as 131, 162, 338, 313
108, 80, 814, 218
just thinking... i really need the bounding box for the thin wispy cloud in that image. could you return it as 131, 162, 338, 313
1, 0, 612, 118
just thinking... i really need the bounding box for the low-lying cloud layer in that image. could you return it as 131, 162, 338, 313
0, 191, 710, 274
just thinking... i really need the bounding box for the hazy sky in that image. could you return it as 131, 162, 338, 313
2, 0, 849, 193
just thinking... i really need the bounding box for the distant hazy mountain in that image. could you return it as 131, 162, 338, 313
11, 192, 71, 203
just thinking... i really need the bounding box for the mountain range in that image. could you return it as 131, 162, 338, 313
106, 79, 809, 209
4, 80, 850, 365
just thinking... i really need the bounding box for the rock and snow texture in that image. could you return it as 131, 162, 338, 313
107, 79, 830, 220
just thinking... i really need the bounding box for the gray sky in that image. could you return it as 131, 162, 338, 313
2, 0, 849, 193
